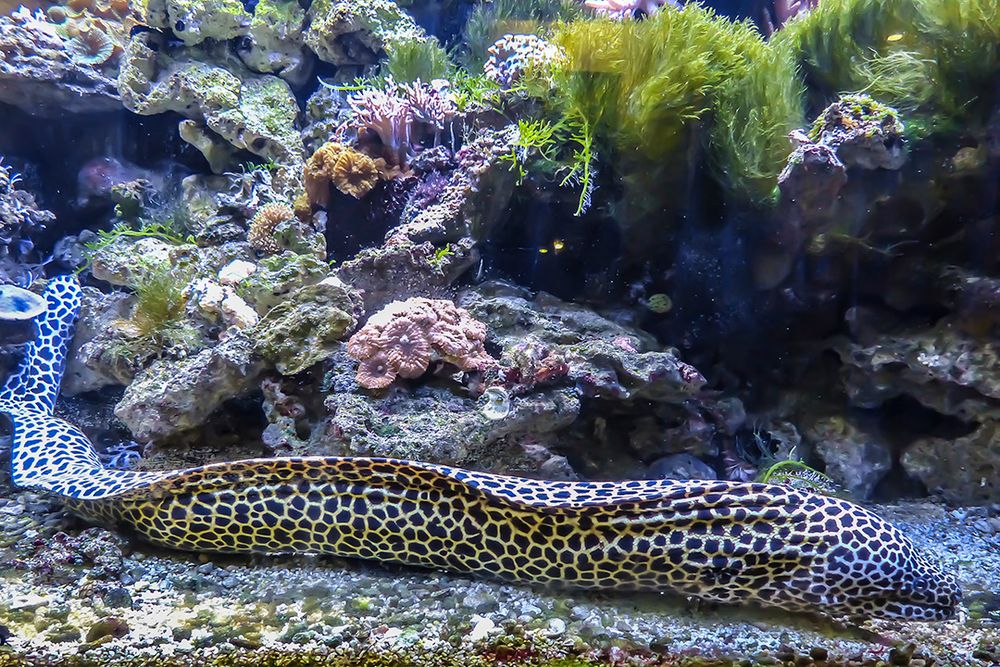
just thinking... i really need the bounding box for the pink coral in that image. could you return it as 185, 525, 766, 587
347, 298, 495, 389
584, 0, 678, 19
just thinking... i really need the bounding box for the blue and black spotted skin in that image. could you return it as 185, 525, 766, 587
1, 277, 963, 622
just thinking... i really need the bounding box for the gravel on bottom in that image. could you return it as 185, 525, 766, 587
0, 495, 997, 667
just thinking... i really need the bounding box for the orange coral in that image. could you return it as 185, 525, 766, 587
347, 298, 495, 389
248, 202, 294, 254
303, 142, 382, 206
332, 150, 379, 199
303, 142, 345, 208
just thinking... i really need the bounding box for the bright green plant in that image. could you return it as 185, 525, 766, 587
125, 260, 192, 343
548, 5, 804, 209
498, 116, 596, 215
385, 37, 453, 82
775, 0, 1000, 137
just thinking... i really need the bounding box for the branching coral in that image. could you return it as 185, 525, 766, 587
248, 202, 295, 254
0, 157, 54, 270
347, 298, 496, 389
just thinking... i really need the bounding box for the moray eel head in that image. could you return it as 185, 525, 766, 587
810, 513, 962, 620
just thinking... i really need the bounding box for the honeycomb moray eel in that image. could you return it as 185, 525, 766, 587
3, 276, 961, 621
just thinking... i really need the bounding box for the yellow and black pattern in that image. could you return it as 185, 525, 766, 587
66, 456, 961, 620
2, 277, 963, 621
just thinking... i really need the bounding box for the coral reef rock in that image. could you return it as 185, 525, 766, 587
805, 416, 892, 500
0, 7, 121, 115
62, 286, 133, 396
834, 322, 1000, 422
114, 331, 264, 441
304, 0, 428, 67
336, 237, 478, 313
806, 94, 907, 171
139, 0, 311, 83
903, 421, 1000, 504
460, 282, 706, 403
315, 356, 580, 474
390, 126, 520, 245
118, 33, 303, 190
255, 278, 360, 375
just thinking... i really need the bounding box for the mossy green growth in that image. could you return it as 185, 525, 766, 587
384, 37, 452, 82
548, 4, 804, 207
775, 0, 1000, 137
807, 93, 902, 142
111, 260, 202, 362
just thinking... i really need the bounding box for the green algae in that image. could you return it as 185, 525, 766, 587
775, 0, 1000, 137
548, 4, 803, 211
384, 37, 452, 83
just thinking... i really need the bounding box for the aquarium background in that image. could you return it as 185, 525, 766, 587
0, 0, 998, 664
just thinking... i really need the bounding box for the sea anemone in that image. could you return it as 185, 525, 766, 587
248, 202, 294, 254
356, 353, 396, 389
332, 150, 380, 199
66, 26, 115, 67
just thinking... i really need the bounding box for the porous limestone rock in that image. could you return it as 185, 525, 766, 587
304, 0, 427, 67
118, 33, 303, 191
62, 287, 133, 396
806, 416, 892, 500
460, 282, 706, 403
903, 420, 1000, 504
316, 373, 580, 475
139, 0, 310, 82
336, 238, 478, 314
834, 321, 1000, 422
0, 7, 121, 115
254, 278, 359, 375
115, 331, 264, 441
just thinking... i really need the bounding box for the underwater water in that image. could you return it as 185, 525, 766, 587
0, 0, 999, 665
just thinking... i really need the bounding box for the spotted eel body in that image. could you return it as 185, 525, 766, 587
3, 276, 961, 620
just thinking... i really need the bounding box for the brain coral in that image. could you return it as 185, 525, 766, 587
347, 298, 495, 389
